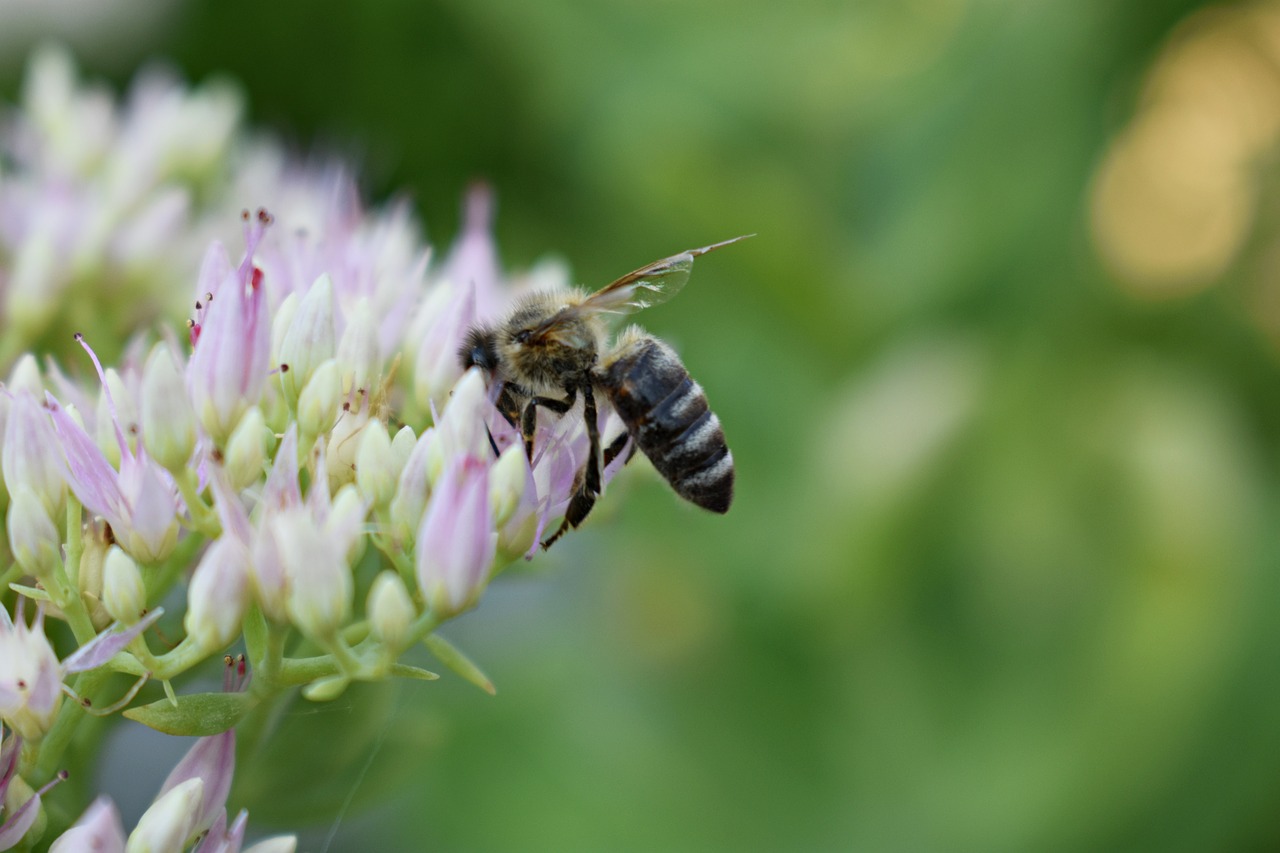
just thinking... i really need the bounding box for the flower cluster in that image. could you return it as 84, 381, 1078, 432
0, 46, 626, 847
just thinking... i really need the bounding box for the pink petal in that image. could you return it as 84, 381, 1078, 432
64, 608, 164, 673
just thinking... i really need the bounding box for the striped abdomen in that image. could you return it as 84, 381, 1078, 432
598, 334, 733, 513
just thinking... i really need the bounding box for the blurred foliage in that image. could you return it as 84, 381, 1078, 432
10, 0, 1280, 849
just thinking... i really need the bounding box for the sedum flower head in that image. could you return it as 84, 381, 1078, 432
0, 44, 666, 848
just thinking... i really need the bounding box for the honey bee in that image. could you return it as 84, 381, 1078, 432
460, 235, 749, 548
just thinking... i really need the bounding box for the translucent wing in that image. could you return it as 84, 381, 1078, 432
527, 234, 752, 341
578, 234, 753, 315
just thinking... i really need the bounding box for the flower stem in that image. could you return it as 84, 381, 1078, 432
174, 470, 220, 537
29, 668, 109, 781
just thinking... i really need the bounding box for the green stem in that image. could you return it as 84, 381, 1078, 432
146, 531, 205, 607
29, 669, 109, 781
40, 497, 97, 645
273, 654, 341, 687
174, 471, 220, 537
150, 635, 209, 681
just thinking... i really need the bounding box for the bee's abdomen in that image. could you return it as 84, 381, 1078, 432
600, 335, 734, 513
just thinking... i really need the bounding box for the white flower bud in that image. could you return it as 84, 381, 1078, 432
184, 537, 249, 651
249, 523, 288, 624
78, 526, 111, 628
324, 407, 367, 493
102, 546, 146, 624
367, 571, 414, 653
431, 369, 491, 473
127, 777, 203, 853
269, 291, 299, 374
327, 484, 368, 566
489, 443, 528, 527
278, 274, 335, 405
390, 425, 416, 472
389, 428, 434, 543
7, 230, 60, 342
3, 393, 66, 519
275, 510, 351, 639
355, 420, 396, 508
336, 297, 379, 397
8, 354, 43, 397
95, 368, 137, 467
411, 282, 471, 411
296, 359, 341, 438
7, 485, 60, 578
141, 343, 196, 474
224, 407, 269, 491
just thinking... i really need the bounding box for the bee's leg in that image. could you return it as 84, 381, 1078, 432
521, 388, 576, 462
486, 382, 520, 459
542, 382, 602, 550
494, 382, 521, 428
603, 433, 636, 468
542, 487, 595, 550
581, 382, 602, 495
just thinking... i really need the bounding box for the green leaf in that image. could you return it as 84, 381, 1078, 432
423, 633, 495, 695
123, 691, 258, 736
387, 663, 439, 681
7, 584, 50, 602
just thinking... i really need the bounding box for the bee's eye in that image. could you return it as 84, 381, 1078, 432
514, 329, 532, 344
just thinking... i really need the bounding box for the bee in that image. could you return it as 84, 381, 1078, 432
460, 235, 749, 548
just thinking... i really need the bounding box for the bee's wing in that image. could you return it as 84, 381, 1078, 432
576, 234, 753, 316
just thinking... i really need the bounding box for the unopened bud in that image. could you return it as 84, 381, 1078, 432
8, 354, 43, 397
7, 231, 59, 342
489, 444, 528, 527
278, 274, 335, 405
184, 537, 249, 651
3, 393, 66, 518
430, 369, 491, 475
389, 428, 434, 543
103, 546, 146, 624
127, 778, 203, 853
269, 291, 299, 375
275, 510, 351, 638
416, 458, 495, 618
224, 407, 269, 491
327, 484, 368, 566
411, 282, 472, 410
141, 344, 196, 473
78, 524, 111, 628
390, 425, 416, 471
336, 298, 379, 397
95, 368, 137, 467
7, 485, 60, 578
355, 420, 395, 508
368, 571, 414, 653
296, 359, 341, 437
324, 407, 367, 492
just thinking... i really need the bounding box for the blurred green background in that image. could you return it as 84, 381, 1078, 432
9, 0, 1280, 849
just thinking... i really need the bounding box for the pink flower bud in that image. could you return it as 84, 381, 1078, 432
415, 457, 495, 618
186, 230, 270, 444
0, 605, 63, 740
2, 393, 66, 518
184, 537, 249, 651
49, 797, 125, 853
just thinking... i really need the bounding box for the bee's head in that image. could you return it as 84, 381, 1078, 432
459, 325, 500, 373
